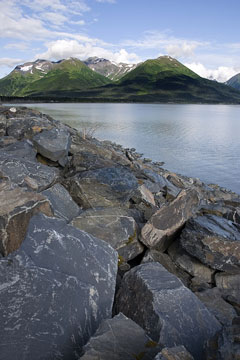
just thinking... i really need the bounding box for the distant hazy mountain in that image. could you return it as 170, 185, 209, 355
225, 73, 240, 91
0, 58, 111, 96
83, 57, 138, 81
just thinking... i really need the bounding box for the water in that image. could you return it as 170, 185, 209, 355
17, 103, 240, 194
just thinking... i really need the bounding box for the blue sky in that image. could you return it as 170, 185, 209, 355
0, 0, 240, 81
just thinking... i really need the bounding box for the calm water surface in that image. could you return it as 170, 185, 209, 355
21, 103, 240, 194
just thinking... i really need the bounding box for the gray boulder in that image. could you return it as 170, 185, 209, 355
33, 128, 71, 166
65, 166, 138, 209
81, 313, 161, 360
154, 346, 194, 360
0, 139, 37, 160
6, 116, 54, 140
42, 183, 80, 222
141, 189, 200, 251
71, 207, 144, 262
180, 215, 240, 273
114, 262, 221, 360
0, 181, 52, 256
0, 213, 118, 359
0, 155, 59, 191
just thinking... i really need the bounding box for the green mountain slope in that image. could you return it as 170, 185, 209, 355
226, 73, 240, 91
0, 58, 111, 96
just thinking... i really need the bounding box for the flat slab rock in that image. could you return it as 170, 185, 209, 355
180, 214, 240, 273
0, 181, 52, 256
81, 313, 161, 360
42, 183, 80, 222
114, 262, 221, 360
0, 154, 59, 191
65, 166, 138, 209
33, 127, 71, 167
141, 189, 200, 251
71, 207, 144, 262
0, 213, 118, 360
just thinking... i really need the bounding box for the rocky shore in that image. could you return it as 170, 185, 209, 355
0, 105, 239, 360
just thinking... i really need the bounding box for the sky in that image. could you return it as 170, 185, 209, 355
0, 0, 240, 82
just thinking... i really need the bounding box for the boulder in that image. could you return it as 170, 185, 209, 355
42, 183, 80, 222
0, 139, 37, 160
0, 155, 59, 191
154, 346, 194, 360
0, 213, 118, 359
195, 288, 237, 326
33, 128, 71, 167
141, 189, 200, 251
215, 273, 240, 290
180, 215, 240, 273
0, 181, 52, 256
114, 262, 221, 360
71, 207, 144, 262
68, 151, 115, 175
168, 240, 214, 283
81, 313, 161, 360
6, 116, 54, 140
65, 166, 138, 209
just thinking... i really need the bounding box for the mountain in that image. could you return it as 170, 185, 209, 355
0, 58, 111, 96
225, 73, 240, 91
83, 57, 138, 81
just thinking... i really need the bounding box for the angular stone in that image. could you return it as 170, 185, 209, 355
168, 241, 214, 283
114, 262, 221, 360
71, 207, 143, 262
180, 215, 240, 273
0, 181, 52, 256
131, 184, 156, 206
42, 183, 80, 222
0, 136, 17, 148
68, 151, 115, 174
33, 128, 71, 166
195, 288, 237, 326
154, 346, 194, 360
0, 139, 37, 160
6, 116, 54, 140
0, 155, 59, 191
141, 189, 200, 251
0, 213, 118, 359
81, 313, 161, 360
141, 249, 191, 287
65, 166, 138, 209
215, 273, 240, 290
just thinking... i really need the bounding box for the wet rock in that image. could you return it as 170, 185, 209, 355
215, 273, 240, 290
33, 128, 71, 167
168, 240, 214, 283
0, 181, 52, 256
154, 346, 194, 360
42, 183, 80, 222
180, 215, 240, 273
0, 155, 59, 191
141, 249, 191, 287
0, 213, 118, 359
114, 262, 221, 360
195, 287, 237, 326
141, 189, 200, 251
65, 166, 138, 209
81, 313, 161, 360
71, 207, 143, 262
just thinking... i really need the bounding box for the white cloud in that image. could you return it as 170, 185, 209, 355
4, 42, 29, 51
0, 57, 24, 68
166, 43, 198, 58
184, 62, 240, 82
36, 39, 141, 64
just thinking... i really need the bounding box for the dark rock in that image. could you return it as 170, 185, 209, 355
0, 136, 18, 148
141, 189, 200, 251
71, 207, 143, 262
0, 113, 7, 136
114, 262, 221, 360
6, 116, 54, 140
81, 313, 161, 360
0, 181, 52, 256
42, 183, 80, 222
195, 287, 237, 326
180, 215, 240, 273
130, 184, 159, 221
154, 345, 194, 360
215, 272, 240, 290
0, 155, 59, 191
0, 139, 37, 160
68, 151, 115, 174
33, 128, 71, 167
168, 240, 214, 283
65, 166, 138, 209
0, 213, 118, 359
